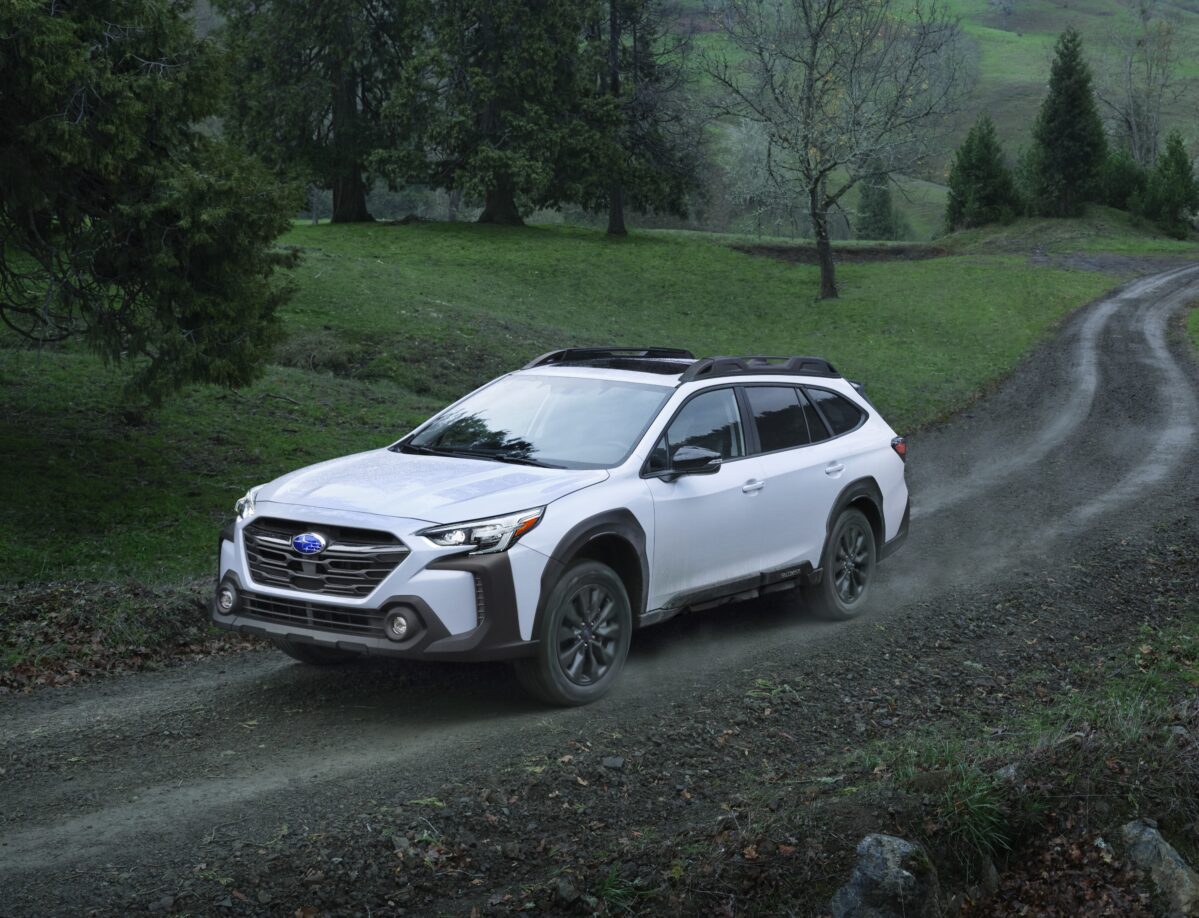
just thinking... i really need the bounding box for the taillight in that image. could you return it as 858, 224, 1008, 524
891, 436, 907, 462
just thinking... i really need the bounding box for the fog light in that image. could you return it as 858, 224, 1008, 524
384, 610, 411, 641
216, 585, 237, 614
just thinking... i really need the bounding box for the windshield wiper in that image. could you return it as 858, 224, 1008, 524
396, 442, 561, 468
480, 452, 563, 469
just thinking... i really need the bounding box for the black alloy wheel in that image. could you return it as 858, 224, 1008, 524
832, 518, 872, 605
515, 560, 632, 705
806, 507, 877, 620
556, 582, 622, 686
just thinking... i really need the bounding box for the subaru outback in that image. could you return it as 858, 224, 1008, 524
213, 347, 909, 705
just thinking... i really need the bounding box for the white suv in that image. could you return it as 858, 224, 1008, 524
213, 348, 909, 704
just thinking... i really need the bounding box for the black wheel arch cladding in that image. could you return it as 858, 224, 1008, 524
534, 508, 649, 637
825, 477, 885, 549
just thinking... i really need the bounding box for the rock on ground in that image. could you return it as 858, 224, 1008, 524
830, 834, 942, 918
1122, 818, 1199, 917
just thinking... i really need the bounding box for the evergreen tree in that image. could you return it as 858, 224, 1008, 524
0, 0, 297, 403
856, 171, 897, 240
375, 0, 617, 226
945, 114, 1020, 230
1143, 131, 1198, 239
1030, 28, 1108, 217
215, 0, 426, 223
592, 0, 701, 235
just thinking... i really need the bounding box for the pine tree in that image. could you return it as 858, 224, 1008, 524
944, 114, 1019, 231
1143, 131, 1198, 239
856, 171, 897, 240
1030, 28, 1108, 217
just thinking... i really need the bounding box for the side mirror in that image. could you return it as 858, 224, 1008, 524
665, 445, 722, 480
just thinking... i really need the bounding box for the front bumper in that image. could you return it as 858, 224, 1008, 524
213, 527, 538, 662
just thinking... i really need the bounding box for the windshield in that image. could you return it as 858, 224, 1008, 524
400, 374, 672, 469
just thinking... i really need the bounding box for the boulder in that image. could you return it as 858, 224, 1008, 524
1122, 818, 1199, 916
830, 834, 942, 918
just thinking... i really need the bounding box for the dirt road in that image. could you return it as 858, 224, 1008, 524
2, 264, 1198, 915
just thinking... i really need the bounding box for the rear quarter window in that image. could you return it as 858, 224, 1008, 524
805, 387, 866, 436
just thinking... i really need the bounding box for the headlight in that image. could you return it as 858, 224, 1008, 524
235, 487, 261, 520
419, 507, 544, 554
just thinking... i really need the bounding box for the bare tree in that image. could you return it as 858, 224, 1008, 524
1097, 0, 1183, 168
706, 0, 968, 297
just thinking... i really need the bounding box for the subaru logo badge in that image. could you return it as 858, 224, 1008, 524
291, 532, 327, 555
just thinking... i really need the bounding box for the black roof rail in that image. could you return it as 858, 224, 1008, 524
523, 346, 695, 369
678, 355, 840, 383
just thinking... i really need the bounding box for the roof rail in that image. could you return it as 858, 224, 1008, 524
523, 346, 696, 369
678, 355, 840, 383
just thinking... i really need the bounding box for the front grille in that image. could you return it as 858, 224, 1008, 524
240, 592, 385, 637
243, 517, 409, 598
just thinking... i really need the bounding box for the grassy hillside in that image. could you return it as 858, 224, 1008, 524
0, 221, 1128, 586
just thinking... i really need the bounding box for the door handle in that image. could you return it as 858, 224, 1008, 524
742, 480, 766, 493
824, 462, 845, 476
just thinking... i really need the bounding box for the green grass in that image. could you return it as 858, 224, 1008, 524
0, 220, 1121, 586
1189, 303, 1199, 351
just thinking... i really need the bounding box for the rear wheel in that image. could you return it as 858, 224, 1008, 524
270, 636, 360, 666
514, 560, 632, 706
806, 508, 876, 620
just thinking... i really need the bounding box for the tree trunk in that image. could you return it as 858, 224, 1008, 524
607, 183, 627, 236
478, 180, 524, 225
810, 186, 838, 299
447, 188, 461, 222
330, 57, 372, 224
605, 0, 627, 236
331, 165, 372, 223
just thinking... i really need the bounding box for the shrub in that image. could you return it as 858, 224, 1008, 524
1099, 149, 1149, 212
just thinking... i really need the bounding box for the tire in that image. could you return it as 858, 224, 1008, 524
806, 507, 877, 620
270, 636, 361, 666
513, 560, 632, 706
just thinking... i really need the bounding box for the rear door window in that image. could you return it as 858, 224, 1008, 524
745, 386, 810, 452
806, 387, 866, 436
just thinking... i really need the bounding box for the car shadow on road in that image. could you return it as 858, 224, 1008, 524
229, 589, 840, 734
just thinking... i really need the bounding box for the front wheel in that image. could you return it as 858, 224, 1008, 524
805, 508, 877, 620
514, 560, 632, 706
270, 636, 361, 666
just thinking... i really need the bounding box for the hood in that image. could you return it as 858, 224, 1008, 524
255, 449, 608, 524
